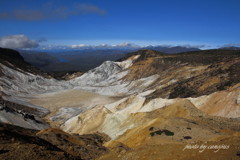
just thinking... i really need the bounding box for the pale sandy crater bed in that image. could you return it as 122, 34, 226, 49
29, 89, 122, 126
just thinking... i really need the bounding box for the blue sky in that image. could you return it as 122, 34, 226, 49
0, 0, 240, 49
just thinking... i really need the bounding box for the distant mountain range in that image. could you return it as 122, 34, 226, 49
19, 49, 128, 72
143, 45, 201, 53
18, 46, 201, 72
220, 46, 240, 50
18, 45, 240, 73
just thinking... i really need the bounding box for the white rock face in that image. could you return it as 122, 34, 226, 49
187, 95, 210, 109
237, 93, 240, 105
101, 96, 146, 139
139, 98, 176, 112
0, 63, 76, 115
0, 64, 72, 95
67, 55, 158, 96
188, 89, 240, 118
70, 61, 122, 86
61, 95, 147, 139
61, 94, 177, 139
115, 55, 140, 69
0, 105, 49, 130
50, 107, 87, 125
0, 54, 153, 101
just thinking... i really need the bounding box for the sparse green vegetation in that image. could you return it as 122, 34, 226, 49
150, 129, 174, 136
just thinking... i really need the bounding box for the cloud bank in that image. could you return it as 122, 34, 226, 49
220, 43, 240, 48
0, 35, 39, 49
0, 3, 106, 21
39, 42, 205, 51
70, 42, 140, 49
0, 34, 207, 51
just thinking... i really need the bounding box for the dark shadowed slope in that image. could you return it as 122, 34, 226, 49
0, 122, 109, 160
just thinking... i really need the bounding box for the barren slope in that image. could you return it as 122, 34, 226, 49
0, 48, 240, 160
98, 100, 240, 160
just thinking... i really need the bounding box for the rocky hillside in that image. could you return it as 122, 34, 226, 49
121, 49, 240, 99
0, 48, 240, 160
0, 122, 109, 160
99, 100, 240, 160
0, 48, 51, 78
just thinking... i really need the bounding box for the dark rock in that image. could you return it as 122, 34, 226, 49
183, 136, 192, 139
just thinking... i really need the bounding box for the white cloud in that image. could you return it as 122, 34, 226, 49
220, 43, 240, 48
116, 42, 140, 48
71, 44, 90, 49
0, 3, 106, 21
28, 41, 206, 51
76, 4, 106, 15
69, 42, 141, 49
0, 34, 39, 49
